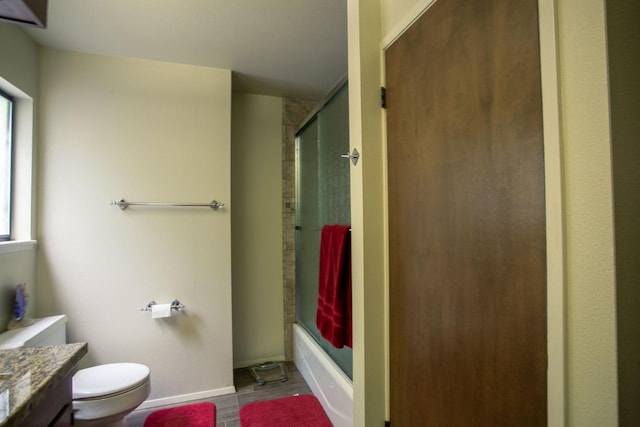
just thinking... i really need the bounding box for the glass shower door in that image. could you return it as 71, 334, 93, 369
295, 83, 352, 379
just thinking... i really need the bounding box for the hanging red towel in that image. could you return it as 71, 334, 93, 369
316, 224, 352, 348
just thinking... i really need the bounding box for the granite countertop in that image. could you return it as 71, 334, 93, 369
0, 342, 88, 426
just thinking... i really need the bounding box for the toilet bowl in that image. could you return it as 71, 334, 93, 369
0, 315, 151, 427
73, 362, 151, 427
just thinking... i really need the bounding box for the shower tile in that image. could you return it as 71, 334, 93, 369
281, 97, 316, 364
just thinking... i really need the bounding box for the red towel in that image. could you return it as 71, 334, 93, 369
316, 224, 352, 348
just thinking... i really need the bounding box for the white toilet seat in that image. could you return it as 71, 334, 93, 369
73, 363, 150, 399
73, 363, 151, 426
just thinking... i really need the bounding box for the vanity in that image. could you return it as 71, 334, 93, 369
0, 343, 87, 426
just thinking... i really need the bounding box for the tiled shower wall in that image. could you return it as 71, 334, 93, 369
282, 97, 316, 360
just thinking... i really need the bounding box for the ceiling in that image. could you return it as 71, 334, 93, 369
22, 0, 348, 100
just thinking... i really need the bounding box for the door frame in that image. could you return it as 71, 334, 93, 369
380, 0, 566, 425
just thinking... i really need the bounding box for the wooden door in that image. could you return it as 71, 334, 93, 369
385, 0, 547, 425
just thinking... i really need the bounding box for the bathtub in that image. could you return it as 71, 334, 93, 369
293, 323, 353, 427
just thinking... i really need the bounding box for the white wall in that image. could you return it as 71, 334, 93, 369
347, 1, 386, 426
0, 24, 39, 95
608, 1, 640, 424
556, 1, 618, 425
0, 245, 37, 327
380, 0, 435, 47
0, 23, 39, 329
36, 49, 234, 404
231, 93, 285, 367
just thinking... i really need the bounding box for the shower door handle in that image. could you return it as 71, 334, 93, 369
341, 148, 360, 166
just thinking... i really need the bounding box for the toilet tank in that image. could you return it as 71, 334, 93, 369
0, 315, 67, 349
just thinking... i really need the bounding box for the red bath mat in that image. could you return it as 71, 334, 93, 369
239, 394, 332, 427
143, 402, 216, 427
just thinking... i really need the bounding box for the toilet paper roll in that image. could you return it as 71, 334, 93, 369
151, 303, 172, 319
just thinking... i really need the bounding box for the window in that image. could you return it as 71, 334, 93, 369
0, 90, 13, 241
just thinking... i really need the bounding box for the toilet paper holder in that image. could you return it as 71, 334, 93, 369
141, 299, 186, 312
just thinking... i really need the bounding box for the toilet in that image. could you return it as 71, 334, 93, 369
73, 362, 150, 426
0, 315, 150, 427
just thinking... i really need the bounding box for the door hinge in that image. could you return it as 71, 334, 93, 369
381, 87, 387, 109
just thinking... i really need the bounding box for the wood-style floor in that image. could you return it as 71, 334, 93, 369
125, 362, 313, 427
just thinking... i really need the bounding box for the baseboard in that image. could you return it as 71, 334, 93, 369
137, 386, 237, 410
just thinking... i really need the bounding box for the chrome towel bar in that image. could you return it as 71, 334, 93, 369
111, 198, 224, 211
